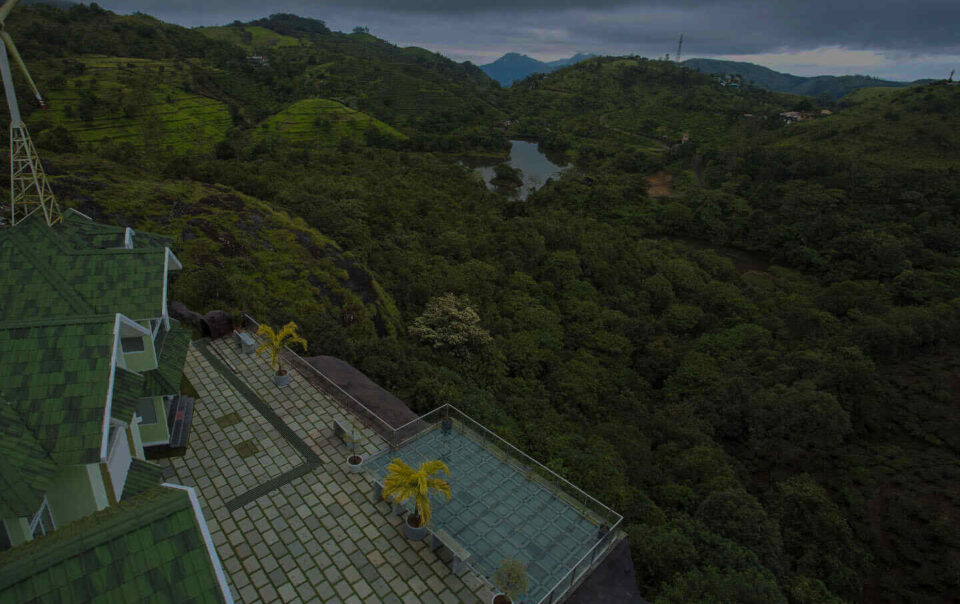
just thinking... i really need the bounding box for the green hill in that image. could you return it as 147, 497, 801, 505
254, 98, 407, 146
777, 82, 960, 168
199, 24, 300, 52
200, 15, 507, 151
840, 85, 917, 104
509, 56, 800, 158
27, 56, 232, 153
682, 57, 912, 100
36, 151, 401, 342
11, 6, 507, 154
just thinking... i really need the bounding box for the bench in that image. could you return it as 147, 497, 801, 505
430, 529, 472, 576
333, 418, 359, 450
233, 330, 256, 354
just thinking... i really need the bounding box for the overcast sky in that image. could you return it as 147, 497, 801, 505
96, 1, 960, 81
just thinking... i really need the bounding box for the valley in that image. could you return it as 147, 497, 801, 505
4, 4, 960, 602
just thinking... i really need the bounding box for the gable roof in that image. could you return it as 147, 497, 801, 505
142, 323, 191, 397
110, 368, 147, 425
0, 210, 173, 324
0, 486, 227, 603
0, 210, 182, 466
0, 317, 117, 466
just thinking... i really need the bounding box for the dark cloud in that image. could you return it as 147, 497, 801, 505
95, 1, 960, 79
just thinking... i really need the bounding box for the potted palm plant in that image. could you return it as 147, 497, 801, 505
492, 558, 529, 604
255, 321, 307, 387
381, 458, 451, 541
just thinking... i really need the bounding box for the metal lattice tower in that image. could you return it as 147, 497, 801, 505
0, 0, 61, 228
8, 122, 59, 226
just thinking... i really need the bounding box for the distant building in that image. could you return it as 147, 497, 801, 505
681, 132, 690, 144
247, 55, 269, 67
718, 74, 742, 88
780, 111, 806, 123
820, 109, 833, 116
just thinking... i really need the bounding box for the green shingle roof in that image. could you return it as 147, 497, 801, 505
120, 459, 165, 500
0, 486, 226, 603
0, 400, 57, 517
111, 368, 147, 425
0, 210, 179, 465
143, 323, 191, 397
0, 318, 116, 465
0, 211, 169, 324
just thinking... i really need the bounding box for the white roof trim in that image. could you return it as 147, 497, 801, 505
117, 313, 151, 336
66, 208, 93, 221
166, 248, 183, 271
100, 314, 121, 463
162, 483, 235, 604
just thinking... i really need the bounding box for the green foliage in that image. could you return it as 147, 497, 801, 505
253, 98, 406, 148
779, 83, 960, 169
381, 458, 451, 527
492, 558, 529, 601
410, 293, 492, 358
255, 321, 308, 374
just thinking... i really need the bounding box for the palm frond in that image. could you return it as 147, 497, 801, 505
381, 457, 453, 527
420, 459, 450, 477
276, 321, 299, 342
426, 477, 452, 501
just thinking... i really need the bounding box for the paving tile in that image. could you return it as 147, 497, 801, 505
171, 341, 489, 603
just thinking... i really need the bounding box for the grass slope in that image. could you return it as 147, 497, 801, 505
777, 82, 960, 168
208, 16, 507, 148
28, 56, 231, 153
254, 98, 407, 146
199, 25, 300, 52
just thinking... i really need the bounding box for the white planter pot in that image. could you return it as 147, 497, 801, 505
273, 371, 292, 387
346, 454, 363, 473
403, 514, 428, 541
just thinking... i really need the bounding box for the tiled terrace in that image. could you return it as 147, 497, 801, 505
157, 336, 493, 603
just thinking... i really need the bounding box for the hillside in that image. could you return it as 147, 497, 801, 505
30, 151, 402, 344
9, 6, 508, 155
777, 82, 960, 168
253, 98, 407, 147
682, 57, 912, 100
508, 56, 802, 158
27, 56, 232, 153
5, 5, 960, 604
480, 52, 597, 86
199, 24, 301, 52
199, 16, 508, 152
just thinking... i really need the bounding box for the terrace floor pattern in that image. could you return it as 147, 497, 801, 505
157, 337, 492, 603
366, 426, 601, 603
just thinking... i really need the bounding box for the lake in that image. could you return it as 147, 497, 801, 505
475, 139, 567, 199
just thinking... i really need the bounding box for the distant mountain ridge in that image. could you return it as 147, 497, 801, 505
681, 57, 920, 100
480, 52, 597, 86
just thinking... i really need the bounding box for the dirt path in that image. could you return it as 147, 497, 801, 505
647, 170, 673, 197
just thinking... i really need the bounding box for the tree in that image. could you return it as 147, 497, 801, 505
255, 321, 308, 376
381, 458, 451, 527
410, 293, 492, 358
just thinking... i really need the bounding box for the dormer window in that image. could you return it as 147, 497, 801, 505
121, 336, 145, 353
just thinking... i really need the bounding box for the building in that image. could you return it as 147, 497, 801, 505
779, 111, 806, 123
0, 210, 230, 602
